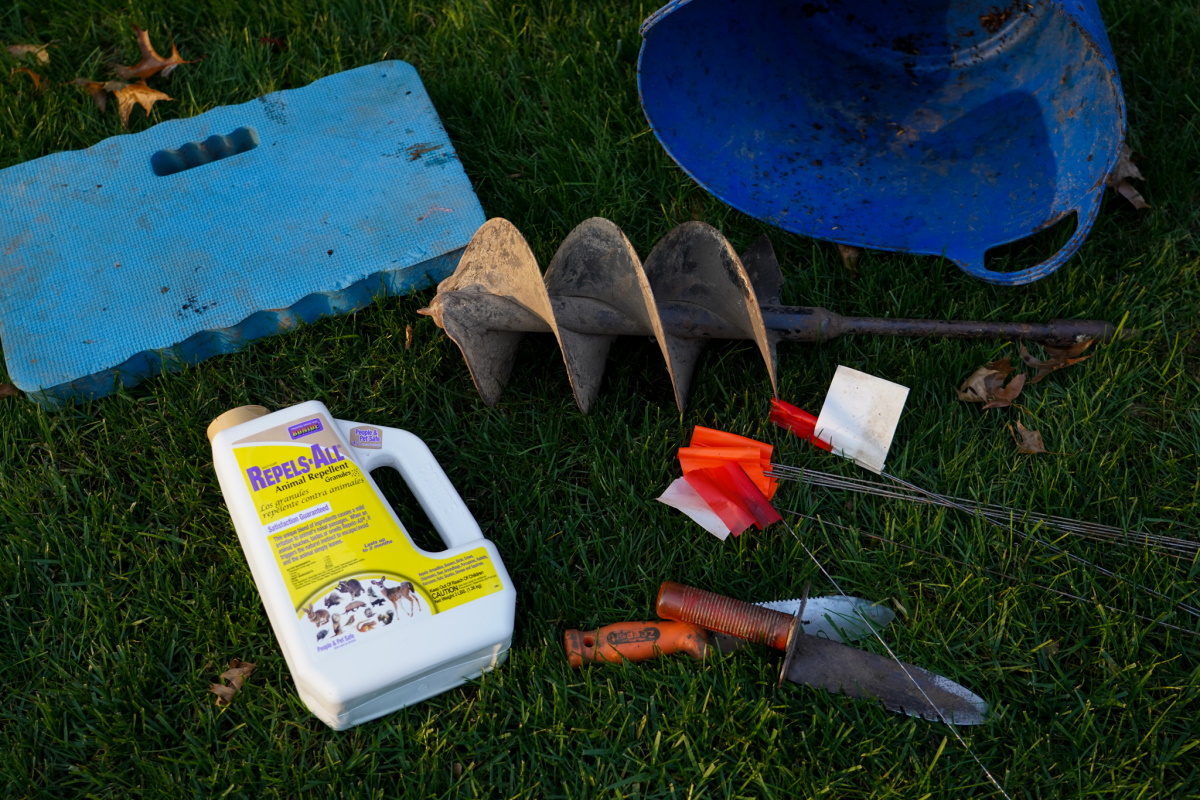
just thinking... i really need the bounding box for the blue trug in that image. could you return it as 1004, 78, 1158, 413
638, 0, 1125, 285
0, 61, 485, 406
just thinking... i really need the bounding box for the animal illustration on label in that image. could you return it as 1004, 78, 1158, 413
337, 579, 364, 598
371, 576, 423, 617
302, 604, 330, 626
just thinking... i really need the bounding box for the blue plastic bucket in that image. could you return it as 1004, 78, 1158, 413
638, 0, 1125, 285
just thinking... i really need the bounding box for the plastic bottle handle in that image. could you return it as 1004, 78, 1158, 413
336, 420, 483, 550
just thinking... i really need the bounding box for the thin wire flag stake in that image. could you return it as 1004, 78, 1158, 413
766, 464, 1199, 558
770, 367, 1200, 634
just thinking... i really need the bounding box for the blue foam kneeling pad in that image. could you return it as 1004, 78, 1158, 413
0, 61, 485, 406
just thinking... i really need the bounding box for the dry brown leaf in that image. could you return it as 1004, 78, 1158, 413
957, 365, 1001, 403
113, 25, 196, 80
0, 383, 19, 398
405, 324, 413, 350
113, 81, 172, 126
13, 68, 46, 91
209, 683, 237, 706
210, 658, 257, 706
837, 244, 862, 276
955, 357, 1022, 402
1019, 339, 1094, 384
981, 372, 1026, 410
220, 658, 257, 690
956, 357, 1024, 408
70, 78, 125, 113
1106, 144, 1149, 210
7, 44, 49, 63
1012, 421, 1047, 454
988, 356, 1016, 377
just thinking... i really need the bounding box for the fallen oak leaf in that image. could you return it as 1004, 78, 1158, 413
837, 244, 862, 276
219, 658, 257, 691
113, 24, 196, 80
209, 683, 237, 706
988, 356, 1016, 377
956, 366, 1001, 403
0, 383, 19, 398
1019, 339, 1094, 384
113, 81, 172, 126
981, 372, 1026, 410
6, 44, 50, 63
1012, 421, 1047, 454
956, 357, 1022, 407
70, 78, 125, 112
209, 658, 257, 706
13, 68, 46, 91
1106, 144, 1149, 210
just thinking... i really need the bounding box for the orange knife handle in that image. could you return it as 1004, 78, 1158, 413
564, 621, 710, 668
656, 581, 793, 651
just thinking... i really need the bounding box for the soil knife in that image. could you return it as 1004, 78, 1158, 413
656, 581, 989, 725
564, 594, 893, 664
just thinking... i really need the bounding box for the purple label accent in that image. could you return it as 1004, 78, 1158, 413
288, 418, 324, 440
350, 426, 383, 449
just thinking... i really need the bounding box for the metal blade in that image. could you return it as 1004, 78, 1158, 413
783, 634, 989, 725
709, 596, 893, 653
759, 595, 895, 643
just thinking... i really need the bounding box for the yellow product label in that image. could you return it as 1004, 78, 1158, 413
231, 418, 502, 655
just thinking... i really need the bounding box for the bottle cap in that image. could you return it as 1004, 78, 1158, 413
206, 405, 270, 442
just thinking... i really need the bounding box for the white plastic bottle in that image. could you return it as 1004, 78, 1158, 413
207, 401, 516, 730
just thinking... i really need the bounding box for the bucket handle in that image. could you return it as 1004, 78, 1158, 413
949, 186, 1106, 286
336, 420, 486, 551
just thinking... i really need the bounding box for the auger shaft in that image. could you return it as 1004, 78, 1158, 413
422, 217, 1121, 413
760, 308, 1114, 346
432, 293, 1114, 347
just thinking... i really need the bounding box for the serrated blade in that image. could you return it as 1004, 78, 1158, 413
709, 595, 893, 653
760, 595, 895, 642
783, 634, 989, 725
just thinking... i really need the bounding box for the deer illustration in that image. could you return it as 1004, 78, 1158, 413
370, 576, 423, 617
301, 605, 330, 626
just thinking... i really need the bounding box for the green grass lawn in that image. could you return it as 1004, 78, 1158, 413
2, 1, 1198, 797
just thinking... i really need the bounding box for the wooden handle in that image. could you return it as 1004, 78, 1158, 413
656, 581, 793, 651
564, 621, 710, 667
